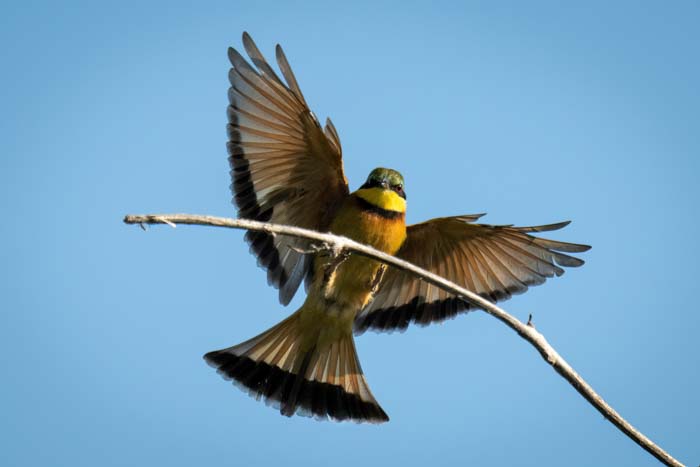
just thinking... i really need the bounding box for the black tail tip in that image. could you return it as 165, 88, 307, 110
203, 350, 225, 367
203, 349, 389, 424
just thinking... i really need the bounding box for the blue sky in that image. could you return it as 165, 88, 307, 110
2, 1, 698, 466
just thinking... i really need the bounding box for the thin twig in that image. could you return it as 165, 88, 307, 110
124, 213, 684, 467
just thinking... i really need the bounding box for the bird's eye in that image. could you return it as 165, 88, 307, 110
392, 184, 406, 199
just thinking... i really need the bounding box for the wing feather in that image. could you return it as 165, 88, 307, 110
355, 216, 590, 333
275, 44, 308, 106
324, 118, 342, 155
228, 33, 349, 305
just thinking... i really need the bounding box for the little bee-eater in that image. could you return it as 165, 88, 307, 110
204, 32, 590, 423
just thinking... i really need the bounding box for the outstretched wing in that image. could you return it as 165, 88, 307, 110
354, 215, 590, 333
228, 32, 349, 305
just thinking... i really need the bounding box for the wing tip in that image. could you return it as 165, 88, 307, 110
555, 254, 586, 268
227, 46, 237, 64
241, 30, 254, 48
455, 213, 487, 223
535, 220, 571, 231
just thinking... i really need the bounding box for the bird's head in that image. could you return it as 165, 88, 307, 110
355, 167, 407, 213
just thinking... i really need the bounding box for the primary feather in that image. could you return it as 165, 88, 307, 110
227, 33, 349, 305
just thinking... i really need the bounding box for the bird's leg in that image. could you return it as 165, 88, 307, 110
321, 249, 351, 298
369, 263, 387, 296
360, 263, 387, 309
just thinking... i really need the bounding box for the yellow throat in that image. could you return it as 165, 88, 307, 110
355, 187, 407, 213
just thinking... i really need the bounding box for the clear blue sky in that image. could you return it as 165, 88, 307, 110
2, 1, 698, 466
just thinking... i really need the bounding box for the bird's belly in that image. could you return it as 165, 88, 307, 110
327, 255, 383, 309
307, 201, 406, 319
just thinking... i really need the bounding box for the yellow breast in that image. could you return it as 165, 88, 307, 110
302, 194, 406, 316
329, 194, 406, 254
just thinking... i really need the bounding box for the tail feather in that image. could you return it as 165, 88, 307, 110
204, 312, 388, 423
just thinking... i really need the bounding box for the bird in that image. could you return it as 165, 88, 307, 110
204, 32, 590, 423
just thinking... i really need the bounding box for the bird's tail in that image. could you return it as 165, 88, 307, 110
204, 311, 388, 423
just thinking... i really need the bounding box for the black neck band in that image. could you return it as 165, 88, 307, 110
354, 195, 404, 219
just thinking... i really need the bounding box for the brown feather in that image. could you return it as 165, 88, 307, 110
355, 215, 590, 334
227, 33, 349, 305
205, 309, 388, 423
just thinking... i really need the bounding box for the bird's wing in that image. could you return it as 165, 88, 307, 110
228, 32, 350, 305
354, 215, 590, 333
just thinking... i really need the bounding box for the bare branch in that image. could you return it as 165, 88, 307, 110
124, 213, 684, 467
